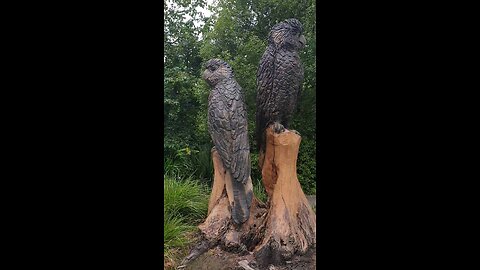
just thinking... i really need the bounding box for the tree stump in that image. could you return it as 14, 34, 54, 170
182, 127, 315, 268
254, 126, 316, 267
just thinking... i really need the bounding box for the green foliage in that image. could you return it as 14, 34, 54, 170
164, 156, 181, 177
297, 137, 316, 195
164, 144, 214, 185
164, 0, 211, 157
253, 178, 267, 204
164, 176, 209, 223
249, 152, 262, 185
163, 148, 196, 179
163, 174, 209, 267
164, 214, 195, 250
190, 144, 214, 184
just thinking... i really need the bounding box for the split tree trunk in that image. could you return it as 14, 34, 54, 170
253, 126, 316, 267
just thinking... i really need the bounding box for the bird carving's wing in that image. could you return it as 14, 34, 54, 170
255, 48, 276, 152
274, 51, 304, 120
293, 58, 304, 114
208, 81, 250, 184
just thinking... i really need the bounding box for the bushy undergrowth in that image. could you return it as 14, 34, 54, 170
164, 215, 194, 269
164, 214, 195, 250
297, 138, 317, 195
250, 152, 262, 186
253, 178, 267, 204
163, 176, 209, 269
191, 144, 214, 184
164, 176, 209, 223
164, 144, 214, 184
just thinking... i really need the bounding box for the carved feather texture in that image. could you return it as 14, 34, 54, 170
203, 59, 253, 224
256, 18, 305, 153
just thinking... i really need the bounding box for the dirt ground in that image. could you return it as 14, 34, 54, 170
182, 246, 316, 270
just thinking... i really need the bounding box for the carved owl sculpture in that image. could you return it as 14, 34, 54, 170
202, 58, 253, 225
256, 18, 306, 154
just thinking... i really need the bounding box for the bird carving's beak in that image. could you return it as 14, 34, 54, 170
202, 70, 208, 81
202, 70, 214, 86
299, 35, 306, 47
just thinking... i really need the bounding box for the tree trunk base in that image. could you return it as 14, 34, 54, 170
182, 126, 315, 268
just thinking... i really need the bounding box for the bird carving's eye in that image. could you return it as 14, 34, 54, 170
208, 66, 216, 71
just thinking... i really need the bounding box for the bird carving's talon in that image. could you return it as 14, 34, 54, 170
272, 122, 285, 134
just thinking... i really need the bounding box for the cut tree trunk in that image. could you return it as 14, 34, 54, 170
254, 127, 316, 267
182, 126, 316, 268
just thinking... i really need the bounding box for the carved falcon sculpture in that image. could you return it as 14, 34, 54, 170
256, 18, 306, 155
202, 58, 253, 225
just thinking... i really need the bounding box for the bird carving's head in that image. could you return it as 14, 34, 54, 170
202, 58, 234, 87
268, 18, 306, 50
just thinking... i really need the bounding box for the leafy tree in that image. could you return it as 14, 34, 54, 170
164, 0, 210, 156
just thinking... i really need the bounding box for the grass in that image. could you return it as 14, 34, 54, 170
164, 176, 209, 223
164, 175, 209, 269
190, 144, 214, 183
164, 144, 214, 184
164, 214, 194, 249
164, 157, 182, 178
253, 178, 267, 203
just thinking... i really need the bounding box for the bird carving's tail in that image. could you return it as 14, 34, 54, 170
231, 176, 253, 225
